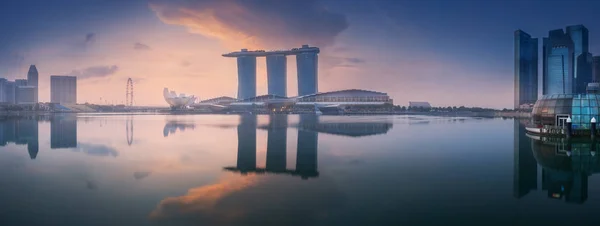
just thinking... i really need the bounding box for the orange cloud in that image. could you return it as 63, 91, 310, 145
148, 0, 348, 49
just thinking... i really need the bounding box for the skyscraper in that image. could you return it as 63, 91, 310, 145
15, 79, 27, 87
266, 54, 287, 97
4, 81, 15, 104
27, 65, 38, 103
567, 25, 592, 93
514, 30, 538, 109
594, 56, 600, 82
296, 45, 319, 96
543, 29, 574, 95
0, 78, 6, 103
236, 55, 257, 100
50, 76, 77, 104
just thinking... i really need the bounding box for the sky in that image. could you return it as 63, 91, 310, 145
0, 0, 599, 108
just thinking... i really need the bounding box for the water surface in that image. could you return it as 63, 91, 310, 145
1, 114, 599, 226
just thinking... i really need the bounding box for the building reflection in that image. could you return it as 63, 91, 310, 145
163, 121, 196, 137
516, 120, 600, 204
513, 120, 537, 198
225, 115, 393, 179
0, 116, 39, 159
51, 115, 77, 149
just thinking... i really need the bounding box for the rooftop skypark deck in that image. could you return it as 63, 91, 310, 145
222, 44, 320, 57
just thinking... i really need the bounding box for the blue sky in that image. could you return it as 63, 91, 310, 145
0, 0, 598, 108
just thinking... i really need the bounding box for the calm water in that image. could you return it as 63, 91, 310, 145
1, 114, 600, 226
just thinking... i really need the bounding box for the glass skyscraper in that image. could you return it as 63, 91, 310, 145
593, 56, 600, 82
542, 25, 592, 95
514, 30, 538, 109
543, 29, 574, 95
236, 56, 257, 100
50, 75, 77, 104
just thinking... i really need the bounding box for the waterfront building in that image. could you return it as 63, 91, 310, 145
223, 45, 320, 98
0, 78, 6, 103
531, 93, 600, 129
16, 86, 36, 104
50, 75, 77, 104
514, 30, 539, 109
296, 46, 319, 96
594, 56, 600, 81
543, 29, 574, 95
542, 25, 593, 95
15, 79, 27, 87
266, 54, 287, 97
27, 65, 39, 103
409, 101, 432, 109
4, 81, 15, 104
236, 55, 257, 100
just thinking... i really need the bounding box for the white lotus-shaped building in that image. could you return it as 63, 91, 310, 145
163, 88, 196, 109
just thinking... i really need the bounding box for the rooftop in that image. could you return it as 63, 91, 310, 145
222, 44, 320, 57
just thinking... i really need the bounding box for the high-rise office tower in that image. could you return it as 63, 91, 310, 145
266, 54, 287, 97
296, 45, 319, 96
514, 30, 538, 109
0, 78, 6, 103
594, 56, 600, 82
575, 53, 594, 93
543, 29, 574, 95
567, 25, 592, 93
27, 65, 38, 103
4, 81, 15, 104
236, 55, 257, 100
50, 76, 77, 104
15, 79, 27, 87
16, 86, 36, 104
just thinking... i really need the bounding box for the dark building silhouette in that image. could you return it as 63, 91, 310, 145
513, 120, 537, 198
266, 114, 287, 172
0, 117, 39, 159
236, 114, 257, 173
296, 115, 319, 179
514, 30, 538, 109
51, 117, 77, 149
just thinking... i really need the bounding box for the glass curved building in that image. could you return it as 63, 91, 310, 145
532, 94, 600, 129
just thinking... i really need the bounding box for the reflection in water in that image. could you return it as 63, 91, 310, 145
0, 116, 39, 159
163, 121, 196, 137
225, 114, 320, 179
51, 115, 77, 149
516, 120, 600, 204
76, 143, 119, 157
513, 120, 537, 198
126, 116, 133, 146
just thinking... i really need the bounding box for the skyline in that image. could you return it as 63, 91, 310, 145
1, 0, 600, 108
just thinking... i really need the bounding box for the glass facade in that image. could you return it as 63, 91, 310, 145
567, 25, 589, 82
266, 54, 287, 97
532, 94, 600, 129
514, 30, 538, 109
593, 56, 600, 82
575, 53, 594, 93
296, 52, 318, 96
237, 56, 257, 100
543, 29, 574, 95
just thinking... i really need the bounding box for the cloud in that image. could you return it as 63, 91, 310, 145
322, 56, 367, 69
134, 42, 152, 51
149, 0, 349, 49
85, 33, 96, 45
69, 65, 119, 80
134, 171, 152, 180
181, 60, 191, 67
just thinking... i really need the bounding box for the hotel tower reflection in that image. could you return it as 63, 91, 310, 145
515, 119, 600, 204
225, 114, 393, 179
0, 116, 39, 159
